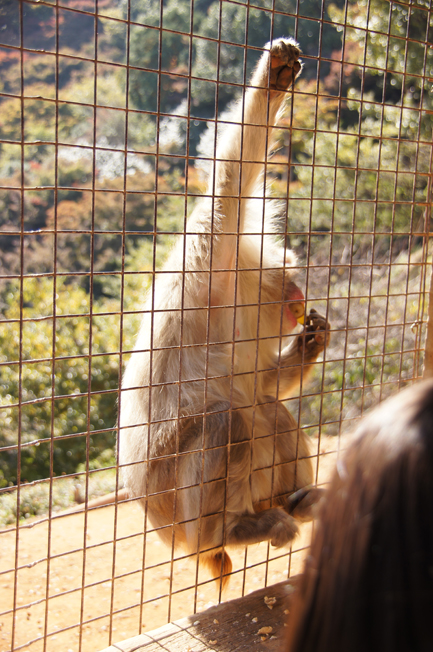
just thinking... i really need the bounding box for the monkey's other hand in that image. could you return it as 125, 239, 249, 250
298, 308, 331, 355
269, 38, 303, 92
269, 510, 299, 548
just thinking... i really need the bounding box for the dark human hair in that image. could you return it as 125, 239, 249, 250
285, 379, 433, 652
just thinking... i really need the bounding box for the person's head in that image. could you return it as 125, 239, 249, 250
285, 379, 433, 652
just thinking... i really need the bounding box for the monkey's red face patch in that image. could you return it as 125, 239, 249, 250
284, 282, 305, 329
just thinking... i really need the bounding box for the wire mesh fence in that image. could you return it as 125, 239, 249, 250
0, 0, 432, 650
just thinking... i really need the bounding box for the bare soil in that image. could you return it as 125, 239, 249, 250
0, 436, 340, 652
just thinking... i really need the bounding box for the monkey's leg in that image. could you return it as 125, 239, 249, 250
253, 401, 321, 521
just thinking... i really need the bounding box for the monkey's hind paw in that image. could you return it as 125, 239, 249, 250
285, 486, 325, 522
269, 38, 303, 91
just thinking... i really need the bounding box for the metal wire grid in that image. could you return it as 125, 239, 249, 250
0, 0, 432, 650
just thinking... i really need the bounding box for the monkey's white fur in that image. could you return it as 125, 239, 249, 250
119, 38, 330, 583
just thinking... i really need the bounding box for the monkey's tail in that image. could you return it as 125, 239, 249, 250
201, 549, 233, 591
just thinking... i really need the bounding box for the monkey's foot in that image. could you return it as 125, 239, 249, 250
298, 308, 331, 355
269, 38, 303, 91
229, 507, 298, 548
285, 486, 325, 522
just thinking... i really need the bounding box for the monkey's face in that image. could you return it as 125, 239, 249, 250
283, 281, 305, 330
258, 271, 305, 339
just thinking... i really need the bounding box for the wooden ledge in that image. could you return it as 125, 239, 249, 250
99, 578, 298, 652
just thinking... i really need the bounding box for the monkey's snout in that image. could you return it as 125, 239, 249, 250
289, 301, 305, 325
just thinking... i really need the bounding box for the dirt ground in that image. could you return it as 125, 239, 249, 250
0, 437, 341, 652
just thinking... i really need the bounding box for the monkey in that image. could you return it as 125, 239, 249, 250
118, 38, 330, 587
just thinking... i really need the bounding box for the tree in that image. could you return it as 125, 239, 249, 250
0, 278, 123, 485
328, 0, 433, 140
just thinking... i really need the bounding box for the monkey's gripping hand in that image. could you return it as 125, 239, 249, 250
252, 38, 303, 95
297, 308, 331, 359
268, 38, 303, 93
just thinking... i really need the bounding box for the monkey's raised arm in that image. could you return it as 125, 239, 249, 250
212, 39, 302, 235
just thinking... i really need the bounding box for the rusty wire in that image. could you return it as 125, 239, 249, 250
0, 0, 432, 650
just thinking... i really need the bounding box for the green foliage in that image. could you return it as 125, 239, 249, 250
328, 0, 433, 139
298, 258, 424, 436
0, 279, 122, 485
287, 128, 430, 239
129, 0, 192, 113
